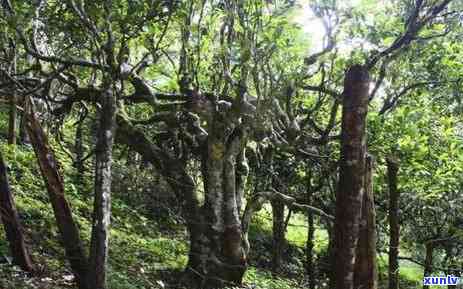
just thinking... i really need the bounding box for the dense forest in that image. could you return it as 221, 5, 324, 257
0, 0, 462, 288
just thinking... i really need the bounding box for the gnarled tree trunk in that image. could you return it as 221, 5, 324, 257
0, 151, 34, 272
334, 64, 370, 289
354, 154, 377, 289
116, 113, 250, 288
199, 122, 248, 288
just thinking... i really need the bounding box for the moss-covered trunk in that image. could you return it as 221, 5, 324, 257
88, 87, 117, 289
192, 119, 248, 288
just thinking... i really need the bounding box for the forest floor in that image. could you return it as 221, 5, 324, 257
0, 142, 307, 289
0, 142, 423, 289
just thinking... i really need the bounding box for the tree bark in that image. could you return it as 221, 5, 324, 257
201, 123, 247, 288
306, 174, 316, 289
74, 121, 85, 184
7, 42, 17, 146
26, 108, 88, 289
19, 111, 29, 144
8, 95, 17, 146
88, 88, 116, 289
386, 156, 400, 289
116, 114, 248, 288
306, 208, 316, 289
235, 150, 248, 215
422, 242, 434, 289
334, 64, 370, 289
271, 199, 285, 274
354, 154, 377, 289
0, 151, 34, 272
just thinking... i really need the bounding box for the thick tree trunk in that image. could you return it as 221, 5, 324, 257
88, 88, 116, 289
354, 155, 377, 289
201, 124, 247, 288
0, 151, 34, 272
26, 108, 88, 289
271, 199, 285, 274
422, 242, 434, 289
116, 114, 248, 288
334, 65, 370, 289
386, 156, 400, 289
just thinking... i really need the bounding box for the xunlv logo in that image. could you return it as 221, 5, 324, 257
423, 276, 460, 286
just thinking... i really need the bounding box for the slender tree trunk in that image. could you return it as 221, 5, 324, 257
422, 242, 434, 289
328, 223, 336, 289
26, 107, 88, 289
8, 95, 17, 146
271, 199, 285, 274
19, 113, 29, 144
334, 65, 370, 289
88, 88, 116, 289
0, 151, 34, 272
354, 154, 377, 289
306, 209, 316, 289
306, 174, 316, 289
184, 158, 205, 286
74, 121, 85, 184
7, 43, 17, 146
386, 156, 400, 289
